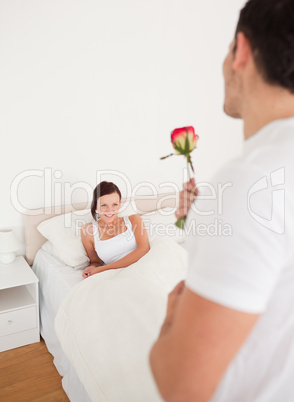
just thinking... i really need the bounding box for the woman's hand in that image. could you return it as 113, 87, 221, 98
175, 178, 198, 220
82, 264, 102, 278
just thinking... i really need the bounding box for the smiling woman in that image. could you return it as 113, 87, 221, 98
81, 181, 150, 278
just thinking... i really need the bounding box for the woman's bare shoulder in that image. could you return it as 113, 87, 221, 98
81, 222, 94, 237
128, 214, 142, 223
128, 214, 144, 231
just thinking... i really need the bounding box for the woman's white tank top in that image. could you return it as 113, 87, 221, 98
92, 216, 137, 265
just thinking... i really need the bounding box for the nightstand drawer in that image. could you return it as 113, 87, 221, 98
0, 306, 37, 337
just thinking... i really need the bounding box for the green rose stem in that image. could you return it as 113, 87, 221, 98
160, 127, 198, 230
174, 157, 194, 229
159, 153, 195, 230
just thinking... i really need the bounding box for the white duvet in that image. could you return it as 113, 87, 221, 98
54, 237, 188, 402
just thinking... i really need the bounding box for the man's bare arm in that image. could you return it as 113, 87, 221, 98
149, 284, 260, 402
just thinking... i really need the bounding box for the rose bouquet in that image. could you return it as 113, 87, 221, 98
160, 126, 199, 228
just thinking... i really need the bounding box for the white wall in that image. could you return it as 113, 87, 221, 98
0, 0, 245, 254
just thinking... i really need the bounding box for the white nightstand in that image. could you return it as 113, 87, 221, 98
0, 256, 40, 352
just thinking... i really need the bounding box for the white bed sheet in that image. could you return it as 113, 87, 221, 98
33, 239, 188, 402
32, 248, 91, 402
33, 248, 83, 313
55, 236, 188, 402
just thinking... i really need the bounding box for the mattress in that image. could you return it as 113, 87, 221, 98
32, 248, 91, 402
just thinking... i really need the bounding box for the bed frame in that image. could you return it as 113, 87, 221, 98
24, 192, 178, 265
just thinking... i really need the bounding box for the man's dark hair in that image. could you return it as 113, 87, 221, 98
234, 0, 294, 93
91, 181, 122, 220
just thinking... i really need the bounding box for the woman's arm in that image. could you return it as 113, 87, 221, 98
89, 214, 150, 276
81, 223, 104, 277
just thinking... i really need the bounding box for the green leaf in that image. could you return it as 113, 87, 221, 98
175, 216, 186, 229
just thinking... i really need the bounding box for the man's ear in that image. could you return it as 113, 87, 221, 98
232, 32, 252, 71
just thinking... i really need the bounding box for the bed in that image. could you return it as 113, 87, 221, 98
24, 193, 188, 402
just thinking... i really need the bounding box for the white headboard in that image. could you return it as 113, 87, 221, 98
24, 192, 178, 265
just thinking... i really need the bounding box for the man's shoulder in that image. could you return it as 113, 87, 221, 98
202, 156, 263, 196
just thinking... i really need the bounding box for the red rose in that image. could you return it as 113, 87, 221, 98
171, 126, 198, 155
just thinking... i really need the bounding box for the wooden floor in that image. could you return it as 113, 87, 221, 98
0, 338, 69, 402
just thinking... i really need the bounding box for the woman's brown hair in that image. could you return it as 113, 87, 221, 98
91, 181, 122, 221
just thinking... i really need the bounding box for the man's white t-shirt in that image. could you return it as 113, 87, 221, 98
185, 117, 294, 402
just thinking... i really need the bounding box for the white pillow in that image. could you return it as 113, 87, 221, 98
37, 203, 138, 269
41, 240, 56, 256
141, 208, 186, 244
41, 239, 84, 267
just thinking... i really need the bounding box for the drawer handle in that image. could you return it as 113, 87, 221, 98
7, 320, 12, 325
